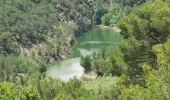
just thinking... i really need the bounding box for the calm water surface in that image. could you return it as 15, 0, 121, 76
46, 27, 122, 81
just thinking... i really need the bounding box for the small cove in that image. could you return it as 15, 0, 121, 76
46, 26, 123, 81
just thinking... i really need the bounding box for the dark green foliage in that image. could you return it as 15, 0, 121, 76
0, 55, 46, 82
118, 39, 170, 100
0, 0, 94, 59
93, 0, 108, 24
81, 0, 170, 99
0, 0, 56, 46
97, 0, 148, 26
101, 2, 136, 26
1, 0, 170, 99
118, 0, 170, 44
80, 56, 92, 72
82, 47, 127, 76
0, 32, 18, 54
52, 0, 94, 33
120, 38, 157, 85
115, 0, 148, 6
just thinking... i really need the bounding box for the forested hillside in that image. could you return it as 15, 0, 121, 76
0, 0, 95, 62
82, 0, 170, 99
0, 0, 170, 100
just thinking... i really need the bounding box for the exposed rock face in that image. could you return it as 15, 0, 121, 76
47, 58, 54, 64
57, 35, 76, 60
20, 35, 76, 64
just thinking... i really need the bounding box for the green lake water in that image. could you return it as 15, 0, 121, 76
46, 27, 122, 81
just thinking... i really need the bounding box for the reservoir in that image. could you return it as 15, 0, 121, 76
46, 26, 122, 81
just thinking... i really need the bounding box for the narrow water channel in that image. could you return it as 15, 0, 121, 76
46, 27, 122, 81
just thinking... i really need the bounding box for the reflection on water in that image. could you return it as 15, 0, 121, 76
46, 27, 122, 81
80, 41, 114, 45
77, 48, 99, 57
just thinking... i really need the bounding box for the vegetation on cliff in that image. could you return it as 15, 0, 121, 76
0, 0, 170, 99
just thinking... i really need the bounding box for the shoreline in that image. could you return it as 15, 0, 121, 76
97, 25, 121, 33
82, 71, 98, 80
